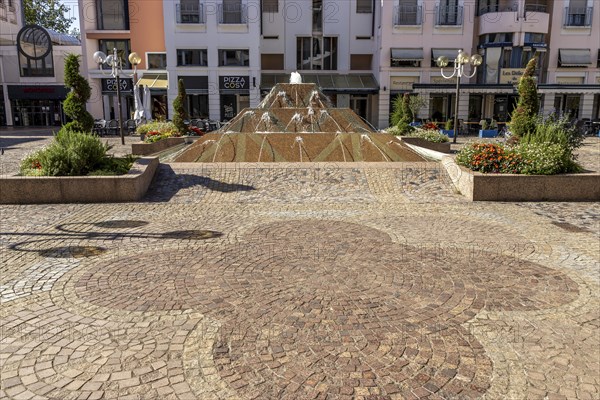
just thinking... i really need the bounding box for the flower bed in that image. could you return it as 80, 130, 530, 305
1, 157, 159, 204
442, 156, 600, 201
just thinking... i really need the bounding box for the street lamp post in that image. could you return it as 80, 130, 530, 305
436, 50, 482, 143
92, 48, 141, 145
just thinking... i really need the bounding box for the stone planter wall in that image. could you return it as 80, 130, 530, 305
400, 137, 451, 153
442, 156, 600, 202
131, 137, 185, 156
0, 157, 159, 204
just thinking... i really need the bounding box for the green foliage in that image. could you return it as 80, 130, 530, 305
516, 143, 579, 175
87, 155, 137, 176
23, 0, 75, 33
62, 54, 94, 132
522, 114, 583, 154
456, 143, 524, 174
172, 79, 188, 135
479, 119, 488, 130
135, 121, 179, 143
20, 129, 112, 176
401, 93, 411, 123
408, 95, 427, 122
405, 128, 449, 143
444, 120, 454, 131
390, 95, 405, 126
509, 58, 539, 137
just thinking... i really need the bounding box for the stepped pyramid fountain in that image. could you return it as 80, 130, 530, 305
175, 75, 425, 162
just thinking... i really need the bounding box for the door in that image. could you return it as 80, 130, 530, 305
350, 95, 369, 121
221, 94, 237, 121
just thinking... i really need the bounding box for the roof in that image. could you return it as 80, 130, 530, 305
45, 28, 80, 46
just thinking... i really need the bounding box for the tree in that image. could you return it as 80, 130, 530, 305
172, 79, 189, 135
408, 95, 427, 123
509, 58, 539, 137
62, 54, 94, 132
390, 95, 405, 126
23, 0, 75, 33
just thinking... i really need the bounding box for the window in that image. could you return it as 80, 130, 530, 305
177, 49, 208, 66
220, 0, 245, 23
395, 0, 420, 25
99, 40, 132, 68
262, 0, 278, 13
96, 0, 129, 30
597, 50, 600, 67
177, 0, 202, 23
479, 33, 513, 45
313, 0, 322, 32
524, 33, 545, 43
147, 53, 167, 69
357, 0, 372, 13
392, 49, 422, 67
218, 49, 249, 66
261, 54, 284, 70
296, 37, 337, 70
17, 26, 54, 77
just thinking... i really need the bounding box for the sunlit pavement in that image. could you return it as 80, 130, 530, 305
1, 129, 598, 399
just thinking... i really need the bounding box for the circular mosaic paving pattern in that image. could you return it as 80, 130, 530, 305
74, 220, 580, 398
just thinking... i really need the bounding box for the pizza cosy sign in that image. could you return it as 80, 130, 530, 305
219, 76, 249, 91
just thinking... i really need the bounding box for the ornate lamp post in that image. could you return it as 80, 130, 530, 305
92, 48, 141, 145
436, 50, 482, 143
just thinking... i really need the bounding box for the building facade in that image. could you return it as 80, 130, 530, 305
1, 1, 81, 127
79, 0, 167, 122
78, 0, 599, 129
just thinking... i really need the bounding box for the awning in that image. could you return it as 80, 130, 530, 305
559, 49, 592, 67
432, 49, 460, 61
137, 73, 168, 89
391, 48, 424, 61
179, 76, 208, 94
260, 73, 379, 93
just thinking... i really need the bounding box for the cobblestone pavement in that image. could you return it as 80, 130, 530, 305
1, 131, 599, 399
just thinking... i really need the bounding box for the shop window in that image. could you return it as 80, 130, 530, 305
147, 53, 167, 69
177, 49, 208, 66
524, 32, 545, 43
597, 50, 600, 67
262, 0, 278, 13
350, 55, 372, 70
297, 37, 337, 70
357, 0, 372, 13
261, 54, 284, 70
96, 0, 129, 30
479, 33, 513, 45
99, 39, 131, 69
218, 49, 249, 67
186, 95, 209, 119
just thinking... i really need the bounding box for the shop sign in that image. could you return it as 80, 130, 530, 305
390, 76, 419, 90
556, 76, 585, 84
101, 78, 133, 93
219, 76, 249, 91
430, 76, 450, 84
7, 85, 69, 100
499, 68, 525, 84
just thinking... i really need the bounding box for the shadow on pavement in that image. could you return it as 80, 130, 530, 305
143, 164, 255, 202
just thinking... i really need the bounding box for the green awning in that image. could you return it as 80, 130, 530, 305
260, 73, 379, 93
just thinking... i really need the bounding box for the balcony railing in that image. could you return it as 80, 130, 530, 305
393, 5, 422, 26
176, 2, 204, 24
479, 3, 518, 15
218, 3, 248, 24
563, 7, 593, 27
524, 1, 547, 13
435, 5, 463, 26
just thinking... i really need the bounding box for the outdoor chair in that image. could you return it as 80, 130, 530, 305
124, 119, 137, 135
92, 119, 106, 136
105, 120, 119, 136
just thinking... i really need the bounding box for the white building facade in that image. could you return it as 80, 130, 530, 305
163, 0, 262, 121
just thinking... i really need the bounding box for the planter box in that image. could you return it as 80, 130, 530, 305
442, 156, 600, 202
440, 129, 455, 138
131, 137, 185, 156
478, 129, 498, 138
0, 157, 159, 204
400, 137, 451, 153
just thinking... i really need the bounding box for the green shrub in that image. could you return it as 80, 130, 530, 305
88, 155, 137, 176
516, 143, 577, 175
19, 129, 111, 176
62, 54, 94, 132
172, 79, 188, 135
444, 120, 453, 131
405, 128, 449, 143
509, 58, 539, 137
390, 95, 405, 126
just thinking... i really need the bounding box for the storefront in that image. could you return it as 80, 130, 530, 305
7, 85, 69, 127
179, 76, 209, 119
137, 73, 169, 119
260, 73, 379, 125
100, 78, 134, 121
0, 86, 6, 126
220, 75, 250, 121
